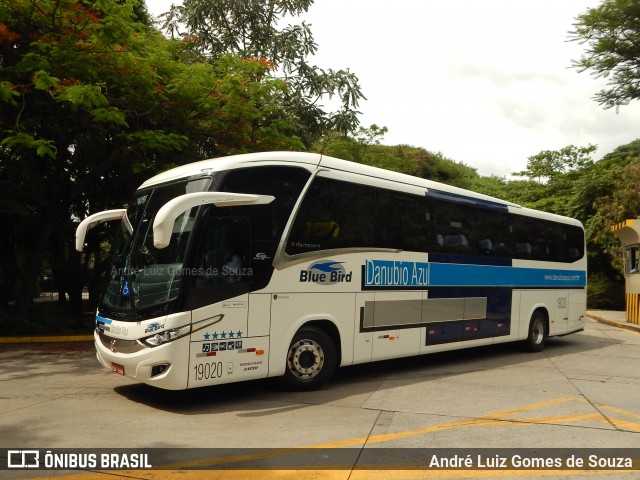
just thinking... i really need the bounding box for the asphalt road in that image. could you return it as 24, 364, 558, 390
1, 316, 639, 479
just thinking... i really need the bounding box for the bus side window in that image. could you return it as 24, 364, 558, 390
185, 215, 251, 309
286, 177, 375, 254
481, 210, 512, 258
288, 181, 342, 250
433, 201, 477, 255
377, 189, 428, 251
564, 224, 585, 263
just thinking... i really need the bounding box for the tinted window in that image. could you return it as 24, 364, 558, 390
377, 189, 431, 251
512, 215, 584, 262
284, 174, 585, 263
433, 202, 477, 255
287, 177, 375, 254
479, 210, 513, 257
218, 166, 311, 242
185, 216, 252, 309
216, 166, 311, 289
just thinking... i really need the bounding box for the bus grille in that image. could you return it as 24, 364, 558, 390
98, 331, 146, 354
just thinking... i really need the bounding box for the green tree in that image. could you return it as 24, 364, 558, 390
161, 0, 365, 141
571, 0, 640, 109
313, 129, 479, 189
555, 141, 640, 309
0, 0, 302, 330
312, 124, 388, 164
512, 145, 597, 215
514, 145, 596, 184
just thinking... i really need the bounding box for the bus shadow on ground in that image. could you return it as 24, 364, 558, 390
113, 330, 616, 415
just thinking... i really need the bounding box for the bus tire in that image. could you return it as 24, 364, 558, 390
525, 311, 548, 352
279, 326, 337, 391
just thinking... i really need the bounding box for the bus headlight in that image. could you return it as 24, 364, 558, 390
142, 324, 191, 347
140, 314, 224, 348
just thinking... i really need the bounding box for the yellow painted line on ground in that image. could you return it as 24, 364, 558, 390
103, 397, 639, 471
24, 396, 640, 479
604, 416, 640, 432
481, 396, 585, 419
512, 413, 605, 426
26, 468, 640, 480
349, 469, 639, 479
146, 399, 631, 471
592, 403, 640, 432
597, 403, 640, 421
0, 335, 93, 344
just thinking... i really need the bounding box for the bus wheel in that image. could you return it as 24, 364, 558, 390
525, 311, 548, 352
280, 326, 337, 391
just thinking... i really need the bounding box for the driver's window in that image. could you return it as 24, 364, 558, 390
185, 216, 251, 309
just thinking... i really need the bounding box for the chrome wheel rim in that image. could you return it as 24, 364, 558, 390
531, 317, 545, 345
287, 339, 324, 379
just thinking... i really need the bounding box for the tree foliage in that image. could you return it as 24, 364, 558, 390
160, 0, 365, 140
0, 0, 305, 330
510, 145, 597, 216
314, 128, 478, 189
571, 0, 640, 109
4, 0, 640, 331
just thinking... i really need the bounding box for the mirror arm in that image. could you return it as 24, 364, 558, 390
75, 209, 126, 252
153, 192, 274, 249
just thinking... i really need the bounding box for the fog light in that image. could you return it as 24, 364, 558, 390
151, 363, 170, 377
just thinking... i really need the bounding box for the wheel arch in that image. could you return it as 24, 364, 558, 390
301, 319, 342, 367
269, 315, 343, 378
521, 303, 550, 339
277, 319, 341, 391
524, 307, 550, 352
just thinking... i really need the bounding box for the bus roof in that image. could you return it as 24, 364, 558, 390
138, 151, 579, 226
139, 152, 322, 188
141, 151, 511, 203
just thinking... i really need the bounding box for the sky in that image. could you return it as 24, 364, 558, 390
146, 0, 640, 177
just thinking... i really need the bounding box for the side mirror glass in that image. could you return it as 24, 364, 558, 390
153, 192, 274, 249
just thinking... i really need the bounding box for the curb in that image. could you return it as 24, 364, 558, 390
586, 313, 640, 334
0, 334, 93, 344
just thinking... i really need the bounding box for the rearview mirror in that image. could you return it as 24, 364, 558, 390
75, 209, 127, 252
153, 192, 274, 249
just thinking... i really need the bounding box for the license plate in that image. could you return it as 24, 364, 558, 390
111, 362, 125, 375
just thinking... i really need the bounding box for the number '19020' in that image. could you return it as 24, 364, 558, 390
194, 361, 223, 381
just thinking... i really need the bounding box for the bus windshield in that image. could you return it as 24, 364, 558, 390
102, 177, 211, 317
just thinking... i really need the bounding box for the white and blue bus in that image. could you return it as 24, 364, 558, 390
76, 152, 586, 391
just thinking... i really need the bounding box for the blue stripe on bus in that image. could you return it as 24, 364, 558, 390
429, 263, 586, 288
96, 315, 112, 324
